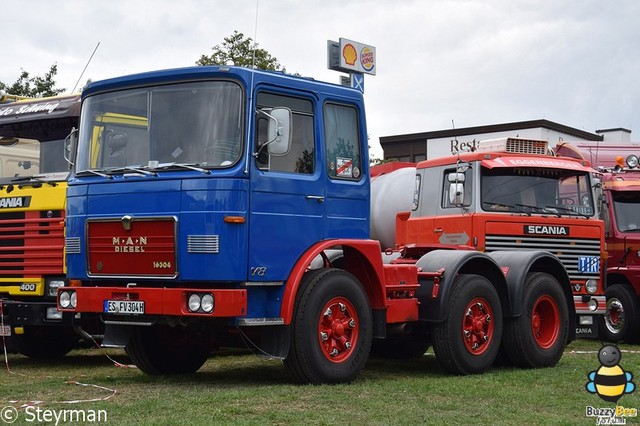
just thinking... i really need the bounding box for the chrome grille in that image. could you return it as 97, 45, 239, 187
187, 235, 219, 254
485, 235, 600, 280
65, 237, 82, 254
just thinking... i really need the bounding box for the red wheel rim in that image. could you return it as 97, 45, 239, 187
317, 297, 359, 362
462, 297, 495, 355
531, 295, 560, 349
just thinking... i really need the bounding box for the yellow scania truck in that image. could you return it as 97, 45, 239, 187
0, 92, 85, 357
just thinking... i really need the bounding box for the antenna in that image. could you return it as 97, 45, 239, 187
71, 42, 100, 93
244, 0, 259, 174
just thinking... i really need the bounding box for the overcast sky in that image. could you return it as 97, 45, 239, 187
3, 0, 639, 156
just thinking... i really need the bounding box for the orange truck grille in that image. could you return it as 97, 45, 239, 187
0, 210, 65, 277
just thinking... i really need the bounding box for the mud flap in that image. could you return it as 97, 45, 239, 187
102, 324, 135, 348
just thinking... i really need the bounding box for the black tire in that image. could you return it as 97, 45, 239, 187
284, 268, 372, 384
125, 324, 213, 375
502, 272, 569, 368
599, 284, 640, 343
11, 326, 79, 358
370, 337, 430, 360
432, 274, 502, 375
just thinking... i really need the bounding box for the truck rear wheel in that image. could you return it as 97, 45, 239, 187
11, 326, 79, 358
599, 284, 640, 343
432, 274, 502, 375
284, 269, 372, 384
125, 324, 213, 375
502, 272, 568, 368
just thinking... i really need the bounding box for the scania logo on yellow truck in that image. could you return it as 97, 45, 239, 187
0, 196, 31, 209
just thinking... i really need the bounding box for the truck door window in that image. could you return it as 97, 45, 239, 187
324, 103, 361, 180
255, 93, 314, 174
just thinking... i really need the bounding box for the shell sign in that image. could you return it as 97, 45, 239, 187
339, 38, 376, 75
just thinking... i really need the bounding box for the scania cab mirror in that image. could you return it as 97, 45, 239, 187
447, 172, 466, 206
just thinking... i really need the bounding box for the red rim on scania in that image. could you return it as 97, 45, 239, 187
462, 297, 495, 355
531, 294, 560, 349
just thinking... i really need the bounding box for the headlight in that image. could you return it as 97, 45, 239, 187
589, 298, 599, 311
59, 291, 71, 308
626, 154, 639, 169
585, 279, 598, 294
70, 291, 77, 309
46, 279, 66, 297
200, 294, 214, 313
188, 293, 201, 312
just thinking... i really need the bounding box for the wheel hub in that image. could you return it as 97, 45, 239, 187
318, 297, 359, 362
462, 298, 494, 355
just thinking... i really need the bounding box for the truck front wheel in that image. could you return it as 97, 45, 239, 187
599, 284, 640, 343
432, 274, 502, 375
285, 269, 372, 384
125, 324, 213, 375
502, 272, 568, 368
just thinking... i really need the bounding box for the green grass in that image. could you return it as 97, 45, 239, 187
2, 339, 639, 425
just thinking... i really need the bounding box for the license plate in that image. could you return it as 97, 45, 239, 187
104, 300, 145, 315
0, 325, 11, 336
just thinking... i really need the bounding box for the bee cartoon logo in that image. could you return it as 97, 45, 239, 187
586, 344, 636, 403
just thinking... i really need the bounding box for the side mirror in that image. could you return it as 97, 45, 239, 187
64, 127, 78, 168
266, 107, 291, 156
447, 172, 465, 205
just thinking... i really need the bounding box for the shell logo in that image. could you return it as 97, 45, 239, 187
360, 47, 375, 72
342, 44, 357, 66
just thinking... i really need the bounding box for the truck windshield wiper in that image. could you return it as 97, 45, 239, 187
75, 169, 114, 179
516, 203, 560, 217
482, 201, 530, 215
150, 162, 210, 175
545, 205, 590, 219
110, 166, 158, 177
10, 175, 57, 187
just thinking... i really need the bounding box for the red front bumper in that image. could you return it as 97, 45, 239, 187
57, 286, 247, 317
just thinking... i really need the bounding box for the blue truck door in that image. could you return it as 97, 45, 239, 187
248, 91, 324, 281
322, 102, 370, 241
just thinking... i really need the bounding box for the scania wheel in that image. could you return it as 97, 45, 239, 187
502, 272, 569, 368
432, 274, 502, 375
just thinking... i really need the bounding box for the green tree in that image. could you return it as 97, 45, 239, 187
196, 31, 284, 71
0, 64, 65, 98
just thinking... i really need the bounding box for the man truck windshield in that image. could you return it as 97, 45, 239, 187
76, 81, 244, 172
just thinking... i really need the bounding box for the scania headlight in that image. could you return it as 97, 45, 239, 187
46, 279, 66, 297
585, 279, 598, 294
